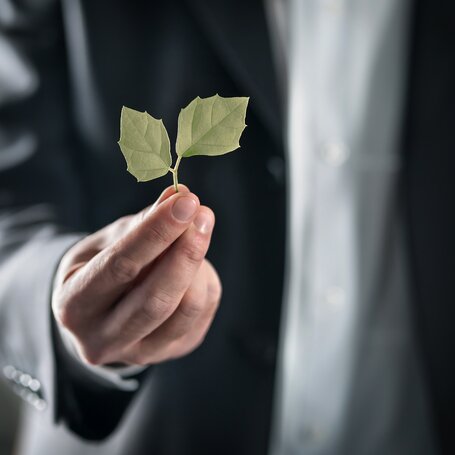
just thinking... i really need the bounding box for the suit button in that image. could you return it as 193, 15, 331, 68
29, 378, 41, 392
19, 389, 47, 411
19, 373, 32, 388
267, 156, 285, 185
3, 365, 23, 384
2, 365, 45, 409
2, 365, 16, 380
28, 393, 47, 411
319, 140, 350, 166
35, 399, 47, 411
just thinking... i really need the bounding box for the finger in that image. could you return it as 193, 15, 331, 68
170, 261, 222, 357
60, 192, 200, 326
147, 184, 190, 214
58, 186, 191, 276
169, 307, 216, 359
121, 264, 208, 364
106, 206, 215, 347
134, 263, 209, 360
106, 185, 190, 247
85, 185, 190, 251
134, 260, 221, 364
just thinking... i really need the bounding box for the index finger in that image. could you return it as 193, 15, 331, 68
63, 190, 200, 319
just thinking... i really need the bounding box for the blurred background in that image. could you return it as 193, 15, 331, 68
0, 382, 20, 455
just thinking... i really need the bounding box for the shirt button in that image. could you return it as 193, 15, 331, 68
324, 0, 344, 14
324, 286, 346, 307
320, 140, 350, 166
298, 424, 324, 444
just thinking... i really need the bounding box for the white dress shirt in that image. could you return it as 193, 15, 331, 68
268, 0, 436, 454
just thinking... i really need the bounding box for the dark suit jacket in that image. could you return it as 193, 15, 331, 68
0, 1, 453, 454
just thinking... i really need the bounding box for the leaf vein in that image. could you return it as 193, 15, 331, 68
183, 102, 245, 155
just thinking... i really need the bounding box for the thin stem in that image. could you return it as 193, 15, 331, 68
171, 155, 182, 193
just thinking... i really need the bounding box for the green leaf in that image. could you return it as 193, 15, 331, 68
176, 94, 249, 158
118, 106, 171, 182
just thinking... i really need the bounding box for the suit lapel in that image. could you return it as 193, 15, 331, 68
402, 0, 455, 450
184, 0, 283, 146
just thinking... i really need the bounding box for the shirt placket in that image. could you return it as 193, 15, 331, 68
276, 0, 357, 453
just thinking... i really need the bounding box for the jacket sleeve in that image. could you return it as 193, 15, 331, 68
0, 1, 147, 440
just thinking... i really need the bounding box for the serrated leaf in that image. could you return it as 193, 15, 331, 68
176, 94, 249, 158
118, 106, 171, 182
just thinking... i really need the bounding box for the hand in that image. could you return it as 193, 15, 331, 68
52, 185, 222, 366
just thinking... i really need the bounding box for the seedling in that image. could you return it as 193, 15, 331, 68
118, 94, 249, 192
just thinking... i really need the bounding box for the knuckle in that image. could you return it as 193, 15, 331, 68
109, 252, 140, 283
179, 293, 206, 319
142, 288, 176, 322
180, 239, 206, 266
206, 262, 223, 305
135, 207, 150, 225
167, 325, 188, 341
112, 216, 134, 235
143, 221, 174, 246
207, 281, 222, 306
64, 238, 87, 257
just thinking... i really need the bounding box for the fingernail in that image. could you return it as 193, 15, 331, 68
172, 197, 198, 222
193, 211, 213, 234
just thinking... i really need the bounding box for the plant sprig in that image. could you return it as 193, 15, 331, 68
118, 94, 249, 192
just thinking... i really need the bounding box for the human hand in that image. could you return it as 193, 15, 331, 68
52, 185, 221, 366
